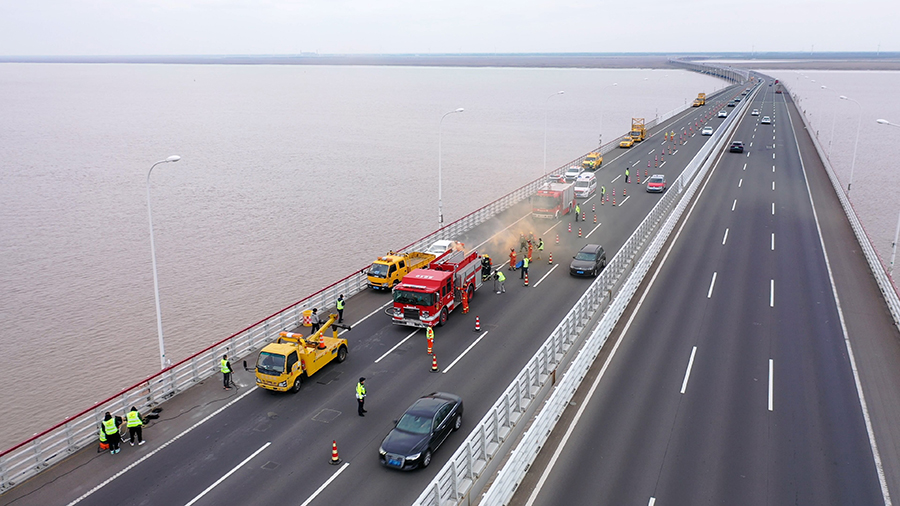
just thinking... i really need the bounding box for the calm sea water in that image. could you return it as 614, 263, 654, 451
5, 63, 889, 450
761, 70, 900, 273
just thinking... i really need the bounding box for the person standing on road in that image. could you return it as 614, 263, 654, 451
519, 233, 527, 255
575, 203, 581, 221
495, 271, 506, 293
126, 406, 146, 446
625, 167, 630, 184
336, 295, 345, 323
310, 308, 321, 334
601, 185, 606, 204
102, 412, 123, 454
520, 256, 529, 280
536, 238, 544, 260
356, 377, 367, 416
221, 354, 233, 390
509, 248, 517, 271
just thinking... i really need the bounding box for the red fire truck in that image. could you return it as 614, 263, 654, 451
390, 249, 483, 328
531, 182, 576, 219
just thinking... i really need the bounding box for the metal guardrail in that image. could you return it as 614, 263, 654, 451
786, 85, 900, 332
0, 144, 607, 493
412, 81, 754, 506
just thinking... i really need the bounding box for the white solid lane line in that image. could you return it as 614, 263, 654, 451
543, 221, 562, 236
768, 359, 774, 412
299, 462, 351, 506
707, 272, 717, 298
443, 331, 490, 373
619, 195, 630, 206
533, 264, 559, 288
649, 498, 657, 506
722, 228, 729, 245
340, 300, 393, 336
770, 279, 775, 307
732, 199, 737, 212
611, 174, 622, 184
648, 149, 655, 154
771, 233, 775, 251
584, 221, 602, 239
185, 442, 272, 506
680, 346, 698, 394
374, 329, 419, 363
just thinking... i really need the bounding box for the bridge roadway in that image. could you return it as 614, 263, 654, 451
509, 80, 899, 505
0, 87, 742, 506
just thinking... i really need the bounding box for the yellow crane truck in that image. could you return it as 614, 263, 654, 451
629, 118, 646, 143
692, 92, 706, 107
255, 313, 350, 392
368, 251, 436, 291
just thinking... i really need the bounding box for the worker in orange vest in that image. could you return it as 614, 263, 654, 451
509, 248, 517, 271
461, 287, 469, 314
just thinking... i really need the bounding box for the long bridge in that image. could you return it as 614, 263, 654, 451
2, 62, 899, 506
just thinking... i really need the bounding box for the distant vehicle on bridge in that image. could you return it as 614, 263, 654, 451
581, 152, 603, 170
730, 141, 745, 153
574, 172, 597, 198
379, 392, 464, 470
532, 182, 576, 219
646, 174, 667, 193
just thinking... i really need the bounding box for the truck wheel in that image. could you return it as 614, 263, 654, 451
337, 345, 348, 363
438, 308, 448, 327
291, 377, 302, 393
467, 284, 475, 301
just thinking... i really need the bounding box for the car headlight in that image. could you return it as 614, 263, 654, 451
407, 452, 421, 460
278, 381, 287, 387
379, 446, 386, 456
256, 377, 261, 383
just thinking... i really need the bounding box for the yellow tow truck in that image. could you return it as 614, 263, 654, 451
368, 251, 436, 291
255, 313, 350, 392
581, 152, 602, 170
692, 93, 706, 107
619, 136, 634, 148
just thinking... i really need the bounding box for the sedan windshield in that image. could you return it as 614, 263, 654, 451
396, 413, 432, 434
574, 252, 597, 261
649, 177, 664, 184
256, 352, 286, 375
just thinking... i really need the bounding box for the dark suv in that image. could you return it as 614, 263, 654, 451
570, 244, 607, 277
729, 141, 745, 153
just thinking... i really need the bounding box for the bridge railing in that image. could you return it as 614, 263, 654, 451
785, 84, 900, 331
412, 81, 752, 506
0, 144, 612, 493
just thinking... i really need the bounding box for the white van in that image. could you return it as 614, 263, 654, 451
574, 172, 597, 198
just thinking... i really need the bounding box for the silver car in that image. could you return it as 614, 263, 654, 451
761, 116, 771, 124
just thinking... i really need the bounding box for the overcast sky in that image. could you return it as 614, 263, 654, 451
2, 0, 896, 55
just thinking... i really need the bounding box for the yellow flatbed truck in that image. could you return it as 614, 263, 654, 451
255, 314, 350, 392
368, 251, 436, 291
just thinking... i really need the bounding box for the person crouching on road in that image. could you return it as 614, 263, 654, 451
127, 406, 146, 446
102, 412, 124, 454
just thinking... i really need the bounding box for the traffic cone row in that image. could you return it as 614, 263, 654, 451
330, 440, 342, 465
474, 316, 480, 332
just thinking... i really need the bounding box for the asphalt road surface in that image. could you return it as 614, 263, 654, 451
0, 86, 743, 506
511, 80, 888, 505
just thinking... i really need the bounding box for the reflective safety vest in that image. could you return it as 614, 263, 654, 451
98, 427, 107, 442
102, 417, 118, 435
538, 241, 544, 251
356, 382, 366, 399
575, 205, 580, 214
601, 186, 606, 194
626, 169, 630, 176
336, 298, 344, 310
426, 327, 434, 339
127, 410, 143, 428
221, 359, 231, 374
496, 271, 506, 282
523, 258, 529, 268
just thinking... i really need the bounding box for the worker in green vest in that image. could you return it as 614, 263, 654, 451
575, 203, 581, 222
336, 294, 345, 323
495, 271, 506, 294
221, 354, 233, 390
98, 425, 108, 451
126, 406, 146, 446
520, 256, 529, 280
102, 411, 123, 454
356, 378, 367, 417
536, 238, 544, 260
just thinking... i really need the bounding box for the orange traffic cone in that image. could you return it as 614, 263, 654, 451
592, 203, 595, 212
330, 440, 342, 465
318, 334, 326, 349
524, 272, 529, 286
474, 316, 481, 332
568, 223, 572, 233
549, 252, 553, 264
593, 214, 597, 223
556, 233, 559, 244
623, 187, 626, 196
637, 173, 641, 184
431, 354, 439, 372
613, 197, 616, 206
645, 169, 648, 177
578, 227, 582, 237
582, 212, 586, 221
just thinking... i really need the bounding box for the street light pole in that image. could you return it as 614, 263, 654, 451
840, 95, 862, 195
146, 155, 181, 370
877, 119, 900, 277
821, 85, 838, 151
438, 108, 464, 225
543, 91, 564, 175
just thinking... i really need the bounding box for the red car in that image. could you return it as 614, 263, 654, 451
646, 174, 667, 193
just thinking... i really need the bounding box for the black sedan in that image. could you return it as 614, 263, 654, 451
730, 141, 745, 153
379, 392, 463, 470
570, 244, 607, 277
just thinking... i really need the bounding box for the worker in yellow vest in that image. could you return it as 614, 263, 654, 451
102, 411, 124, 454
221, 354, 233, 390
495, 271, 506, 294
356, 378, 367, 417
336, 295, 345, 323
126, 406, 146, 446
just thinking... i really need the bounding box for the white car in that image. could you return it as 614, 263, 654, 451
751, 109, 760, 116
718, 110, 728, 118
564, 165, 584, 181
701, 126, 714, 136
424, 240, 460, 256
574, 172, 597, 198
761, 116, 771, 124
